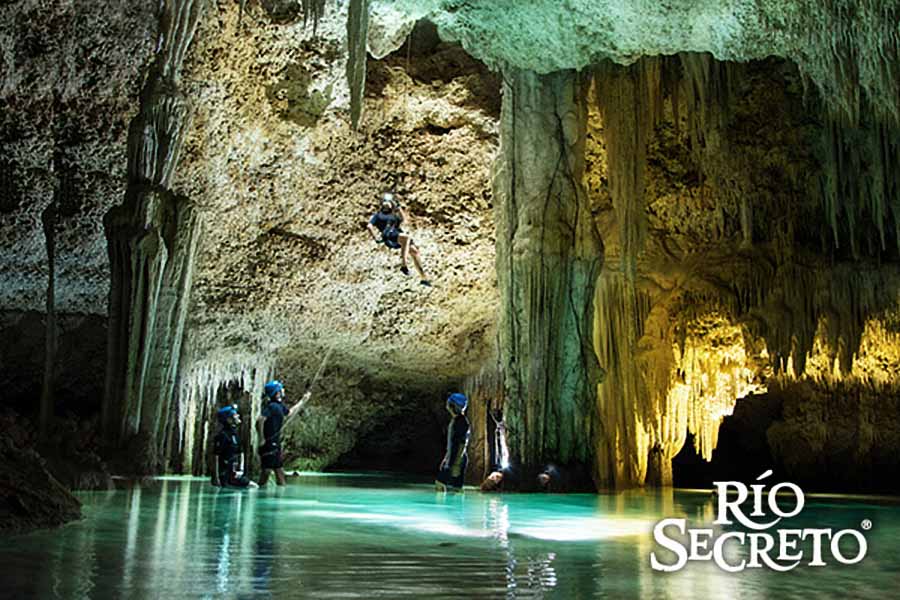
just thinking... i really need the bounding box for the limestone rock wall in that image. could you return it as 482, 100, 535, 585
165, 5, 500, 472
0, 0, 156, 313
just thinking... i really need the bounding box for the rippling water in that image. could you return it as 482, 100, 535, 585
2, 474, 899, 598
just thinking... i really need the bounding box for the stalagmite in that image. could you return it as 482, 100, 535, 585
493, 69, 603, 487
102, 0, 205, 474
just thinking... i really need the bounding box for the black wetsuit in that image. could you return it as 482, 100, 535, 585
370, 211, 403, 249
259, 400, 290, 470
213, 426, 249, 487
437, 414, 470, 489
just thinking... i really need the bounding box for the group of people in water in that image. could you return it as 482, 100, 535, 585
211, 192, 434, 489
210, 193, 557, 491
212, 378, 561, 492
211, 381, 473, 492
211, 380, 306, 488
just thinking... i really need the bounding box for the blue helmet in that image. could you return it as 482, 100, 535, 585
264, 380, 284, 399
217, 404, 239, 425
447, 392, 468, 411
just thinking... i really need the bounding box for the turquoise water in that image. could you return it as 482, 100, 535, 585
2, 474, 899, 599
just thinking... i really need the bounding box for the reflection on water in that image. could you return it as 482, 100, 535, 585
2, 474, 899, 598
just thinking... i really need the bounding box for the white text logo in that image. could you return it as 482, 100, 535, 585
650, 471, 869, 572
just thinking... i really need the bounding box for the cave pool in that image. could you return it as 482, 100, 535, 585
2, 473, 899, 598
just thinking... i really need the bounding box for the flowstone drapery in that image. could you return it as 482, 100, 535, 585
588, 53, 900, 488
102, 0, 205, 473
493, 69, 603, 488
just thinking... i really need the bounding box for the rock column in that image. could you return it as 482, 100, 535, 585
493, 69, 603, 489
102, 0, 204, 473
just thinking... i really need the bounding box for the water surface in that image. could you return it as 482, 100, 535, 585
2, 473, 899, 598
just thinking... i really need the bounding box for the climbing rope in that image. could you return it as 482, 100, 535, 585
282, 308, 377, 430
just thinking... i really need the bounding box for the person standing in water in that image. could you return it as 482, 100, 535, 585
435, 392, 470, 492
212, 404, 254, 488
367, 192, 432, 286
257, 380, 311, 486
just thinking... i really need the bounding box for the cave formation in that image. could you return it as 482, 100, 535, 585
2, 0, 900, 533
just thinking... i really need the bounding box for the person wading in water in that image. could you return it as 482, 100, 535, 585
212, 404, 254, 488
435, 392, 470, 492
257, 380, 310, 486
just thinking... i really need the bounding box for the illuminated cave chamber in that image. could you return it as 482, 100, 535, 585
469, 46, 900, 489
588, 52, 900, 489
158, 2, 900, 490
4, 1, 900, 519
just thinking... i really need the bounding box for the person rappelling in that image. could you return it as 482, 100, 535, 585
257, 380, 311, 486
367, 192, 432, 286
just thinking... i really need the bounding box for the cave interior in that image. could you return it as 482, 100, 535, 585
2, 0, 900, 535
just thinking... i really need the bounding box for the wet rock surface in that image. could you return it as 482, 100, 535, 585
0, 412, 83, 534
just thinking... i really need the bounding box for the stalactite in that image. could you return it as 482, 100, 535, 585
789, 0, 900, 128
819, 118, 900, 254
38, 199, 57, 441
301, 0, 328, 34
176, 357, 273, 475
347, 0, 369, 129
667, 315, 761, 461
493, 68, 602, 485
782, 1, 900, 252
677, 54, 733, 159
592, 59, 662, 277
102, 0, 205, 474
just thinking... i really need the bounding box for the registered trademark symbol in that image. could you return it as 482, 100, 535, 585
861, 519, 872, 530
